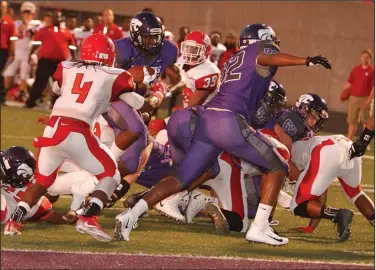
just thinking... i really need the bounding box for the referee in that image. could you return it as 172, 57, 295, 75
25, 11, 76, 108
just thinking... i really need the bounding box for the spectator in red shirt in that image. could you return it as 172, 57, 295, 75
341, 50, 375, 140
0, 1, 16, 104
25, 11, 76, 108
218, 31, 239, 71
93, 9, 122, 41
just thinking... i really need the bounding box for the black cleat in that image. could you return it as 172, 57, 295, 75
123, 189, 150, 209
334, 208, 354, 241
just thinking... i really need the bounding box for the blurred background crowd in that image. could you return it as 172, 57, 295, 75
0, 1, 374, 137
0, 1, 239, 109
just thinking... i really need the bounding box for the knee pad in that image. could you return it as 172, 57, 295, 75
221, 209, 243, 232
93, 176, 118, 199
293, 200, 310, 218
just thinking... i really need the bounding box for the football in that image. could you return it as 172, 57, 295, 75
163, 64, 181, 86
340, 88, 351, 101
127, 65, 155, 83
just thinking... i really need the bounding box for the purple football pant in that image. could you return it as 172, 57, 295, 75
174, 109, 289, 188
167, 107, 220, 178
110, 101, 148, 174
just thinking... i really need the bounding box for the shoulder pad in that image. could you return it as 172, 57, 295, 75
277, 110, 306, 142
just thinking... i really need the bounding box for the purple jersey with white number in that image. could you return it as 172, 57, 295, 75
114, 38, 178, 77
205, 42, 279, 123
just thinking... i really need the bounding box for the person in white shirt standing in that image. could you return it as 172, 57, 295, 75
3, 33, 156, 242
73, 17, 94, 52
3, 2, 40, 100
209, 31, 226, 66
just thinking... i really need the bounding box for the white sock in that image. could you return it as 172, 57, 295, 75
254, 203, 273, 226
111, 142, 125, 161
18, 201, 31, 213
131, 199, 149, 218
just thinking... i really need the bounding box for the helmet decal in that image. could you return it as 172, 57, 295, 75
16, 163, 33, 179
130, 18, 143, 32
258, 28, 276, 41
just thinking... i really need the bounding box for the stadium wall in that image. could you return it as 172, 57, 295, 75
10, 1, 374, 133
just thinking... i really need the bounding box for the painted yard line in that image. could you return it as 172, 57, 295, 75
1, 248, 373, 267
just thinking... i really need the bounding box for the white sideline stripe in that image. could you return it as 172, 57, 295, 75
1, 248, 373, 267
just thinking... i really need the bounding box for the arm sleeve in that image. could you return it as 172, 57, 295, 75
111, 71, 136, 101
255, 42, 280, 75
118, 92, 145, 110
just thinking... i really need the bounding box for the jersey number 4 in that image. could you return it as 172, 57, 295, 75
71, 73, 93, 103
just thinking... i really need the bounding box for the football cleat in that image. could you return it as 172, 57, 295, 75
75, 216, 112, 242
205, 202, 230, 234
277, 190, 292, 209
4, 220, 23, 236
246, 221, 288, 246
114, 210, 138, 241
185, 189, 214, 223
123, 189, 150, 209
178, 192, 190, 214
153, 191, 187, 223
334, 208, 354, 241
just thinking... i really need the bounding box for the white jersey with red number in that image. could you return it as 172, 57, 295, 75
1, 184, 52, 224
51, 61, 135, 128
13, 20, 40, 59
180, 59, 220, 108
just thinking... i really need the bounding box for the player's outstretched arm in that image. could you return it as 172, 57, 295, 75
257, 53, 331, 69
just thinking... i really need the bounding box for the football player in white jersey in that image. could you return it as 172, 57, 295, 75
178, 31, 221, 108
289, 135, 374, 240
3, 2, 40, 99
4, 33, 155, 242
143, 31, 221, 218
1, 147, 77, 226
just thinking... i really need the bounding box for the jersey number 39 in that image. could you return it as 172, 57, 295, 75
71, 73, 93, 104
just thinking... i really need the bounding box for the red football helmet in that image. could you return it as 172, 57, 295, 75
181, 31, 211, 66
80, 33, 115, 67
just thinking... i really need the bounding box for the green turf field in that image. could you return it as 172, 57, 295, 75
1, 105, 375, 264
